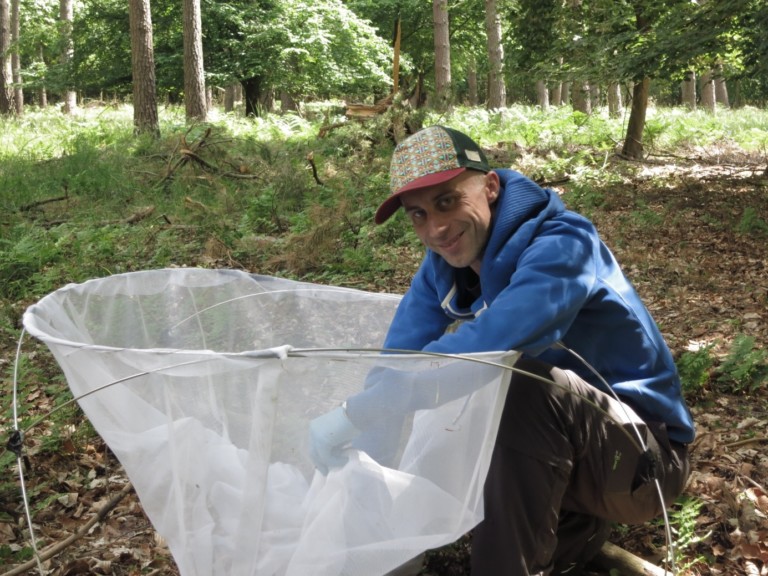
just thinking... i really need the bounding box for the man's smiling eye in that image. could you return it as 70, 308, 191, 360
408, 209, 426, 223
436, 195, 457, 211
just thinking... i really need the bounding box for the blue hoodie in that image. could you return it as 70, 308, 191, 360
381, 169, 695, 444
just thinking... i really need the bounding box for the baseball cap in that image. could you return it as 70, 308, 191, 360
375, 125, 490, 224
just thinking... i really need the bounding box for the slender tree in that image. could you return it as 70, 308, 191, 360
700, 70, 715, 112
59, 0, 76, 112
182, 0, 206, 121
681, 70, 696, 109
128, 0, 159, 136
484, 0, 505, 109
536, 80, 549, 110
622, 77, 650, 158
0, 0, 13, 113
37, 44, 47, 107
572, 80, 590, 113
620, 0, 652, 159
609, 83, 623, 115
432, 0, 451, 110
10, 0, 20, 113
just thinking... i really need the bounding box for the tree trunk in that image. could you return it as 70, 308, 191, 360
700, 70, 715, 112
409, 70, 426, 108
621, 77, 650, 159
714, 63, 729, 108
393, 16, 401, 94
242, 76, 262, 117
572, 80, 590, 113
224, 84, 236, 112
260, 88, 274, 113
681, 70, 696, 109
280, 90, 297, 112
37, 43, 47, 107
607, 82, 622, 117
467, 56, 478, 105
550, 83, 562, 106
589, 83, 600, 107
432, 0, 451, 111
128, 0, 159, 136
536, 80, 549, 111
484, 0, 505, 109
0, 0, 14, 114
10, 0, 20, 114
550, 57, 564, 105
182, 0, 206, 122
60, 0, 76, 113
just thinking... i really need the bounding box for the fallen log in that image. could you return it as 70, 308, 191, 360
590, 541, 668, 576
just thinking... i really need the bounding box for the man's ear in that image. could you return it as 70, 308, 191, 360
485, 171, 501, 203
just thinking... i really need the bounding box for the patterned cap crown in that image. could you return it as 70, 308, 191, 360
375, 126, 489, 224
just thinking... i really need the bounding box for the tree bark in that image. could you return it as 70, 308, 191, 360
409, 70, 426, 108
59, 0, 76, 113
0, 0, 13, 114
128, 0, 160, 136
280, 90, 297, 112
572, 80, 590, 113
393, 16, 401, 94
607, 82, 622, 117
182, 0, 206, 122
467, 56, 478, 105
432, 0, 451, 111
700, 70, 715, 112
681, 70, 696, 109
37, 44, 48, 107
10, 0, 20, 114
622, 77, 650, 159
536, 80, 549, 111
484, 0, 505, 109
224, 84, 236, 112
714, 63, 729, 108
550, 84, 562, 106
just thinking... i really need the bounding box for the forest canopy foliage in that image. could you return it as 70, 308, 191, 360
6, 0, 768, 109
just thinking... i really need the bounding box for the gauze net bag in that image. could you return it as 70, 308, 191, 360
23, 268, 517, 576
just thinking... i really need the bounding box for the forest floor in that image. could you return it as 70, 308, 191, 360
1, 144, 767, 575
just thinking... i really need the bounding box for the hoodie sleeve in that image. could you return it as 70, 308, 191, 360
381, 259, 454, 352
423, 217, 599, 356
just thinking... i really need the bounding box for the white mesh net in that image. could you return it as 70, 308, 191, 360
23, 268, 517, 576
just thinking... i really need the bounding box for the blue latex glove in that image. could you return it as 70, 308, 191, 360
309, 405, 360, 474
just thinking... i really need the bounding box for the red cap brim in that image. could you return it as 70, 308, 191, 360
374, 167, 467, 224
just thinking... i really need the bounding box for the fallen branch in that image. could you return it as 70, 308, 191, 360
125, 205, 156, 225
590, 541, 668, 576
19, 194, 69, 212
1, 482, 134, 576
724, 435, 768, 449
307, 152, 324, 185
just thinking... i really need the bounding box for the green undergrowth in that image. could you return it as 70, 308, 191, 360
0, 102, 766, 574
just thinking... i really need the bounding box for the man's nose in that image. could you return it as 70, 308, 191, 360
426, 214, 449, 238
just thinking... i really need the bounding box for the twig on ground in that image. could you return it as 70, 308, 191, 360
0, 482, 135, 576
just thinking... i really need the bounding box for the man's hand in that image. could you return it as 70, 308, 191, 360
308, 404, 360, 474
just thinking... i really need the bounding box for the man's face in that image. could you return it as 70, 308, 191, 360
400, 170, 500, 273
